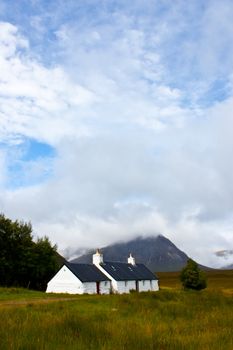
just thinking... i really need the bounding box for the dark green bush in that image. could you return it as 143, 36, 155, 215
180, 259, 207, 290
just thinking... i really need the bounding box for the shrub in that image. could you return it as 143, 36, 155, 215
180, 259, 207, 290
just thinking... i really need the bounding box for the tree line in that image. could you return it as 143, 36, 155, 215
0, 214, 62, 291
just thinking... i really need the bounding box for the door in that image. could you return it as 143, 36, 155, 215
96, 281, 100, 294
135, 280, 139, 292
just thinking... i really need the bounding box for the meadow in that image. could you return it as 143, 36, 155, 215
0, 270, 232, 350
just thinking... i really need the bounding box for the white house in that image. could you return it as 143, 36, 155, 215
93, 250, 159, 294
46, 262, 111, 294
46, 250, 159, 294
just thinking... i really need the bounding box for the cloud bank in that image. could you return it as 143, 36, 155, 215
1, 1, 233, 267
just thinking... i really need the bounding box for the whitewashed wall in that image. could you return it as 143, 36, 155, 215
138, 280, 159, 292
113, 280, 134, 294
46, 265, 84, 294
152, 280, 159, 291
114, 280, 159, 293
110, 280, 159, 294
81, 282, 98, 294
99, 281, 111, 294
138, 280, 150, 292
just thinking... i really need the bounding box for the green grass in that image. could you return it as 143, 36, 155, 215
0, 271, 232, 350
0, 287, 46, 301
0, 287, 78, 301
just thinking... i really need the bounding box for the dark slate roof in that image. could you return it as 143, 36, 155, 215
100, 262, 158, 281
65, 262, 110, 282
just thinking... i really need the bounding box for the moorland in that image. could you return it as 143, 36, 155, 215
0, 270, 232, 350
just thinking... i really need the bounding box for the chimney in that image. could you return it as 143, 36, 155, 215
128, 253, 136, 265
92, 249, 103, 265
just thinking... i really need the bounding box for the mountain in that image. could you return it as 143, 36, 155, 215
56, 251, 67, 267
71, 235, 191, 272
214, 250, 233, 270
222, 263, 233, 270
215, 250, 233, 258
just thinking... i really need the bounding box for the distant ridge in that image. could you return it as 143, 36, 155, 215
223, 263, 233, 270
71, 235, 192, 272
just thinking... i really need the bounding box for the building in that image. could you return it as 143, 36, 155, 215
46, 262, 111, 294
46, 250, 159, 294
92, 250, 159, 294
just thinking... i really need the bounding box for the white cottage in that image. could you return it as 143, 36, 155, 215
46, 250, 159, 295
93, 250, 159, 294
46, 262, 111, 294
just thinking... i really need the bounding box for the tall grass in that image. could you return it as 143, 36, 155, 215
0, 288, 232, 350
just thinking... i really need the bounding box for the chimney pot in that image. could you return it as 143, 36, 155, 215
93, 249, 103, 265
128, 253, 136, 265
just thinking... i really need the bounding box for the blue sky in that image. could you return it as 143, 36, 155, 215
1, 0, 233, 266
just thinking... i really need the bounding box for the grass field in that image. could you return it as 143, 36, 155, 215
0, 270, 232, 350
157, 269, 233, 294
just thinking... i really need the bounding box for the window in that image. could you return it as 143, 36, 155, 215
104, 281, 108, 286
143, 280, 145, 286
125, 281, 128, 287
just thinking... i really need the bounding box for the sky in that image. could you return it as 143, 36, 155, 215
1, 0, 233, 267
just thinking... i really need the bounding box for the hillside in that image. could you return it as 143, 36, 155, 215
71, 235, 190, 272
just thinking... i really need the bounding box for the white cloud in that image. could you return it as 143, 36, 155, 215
0, 22, 28, 58
1, 1, 233, 268
2, 100, 233, 267
0, 21, 96, 145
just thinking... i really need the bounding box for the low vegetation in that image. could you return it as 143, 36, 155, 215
0, 270, 232, 350
180, 259, 207, 290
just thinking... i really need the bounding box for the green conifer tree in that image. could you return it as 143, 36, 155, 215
180, 258, 207, 290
